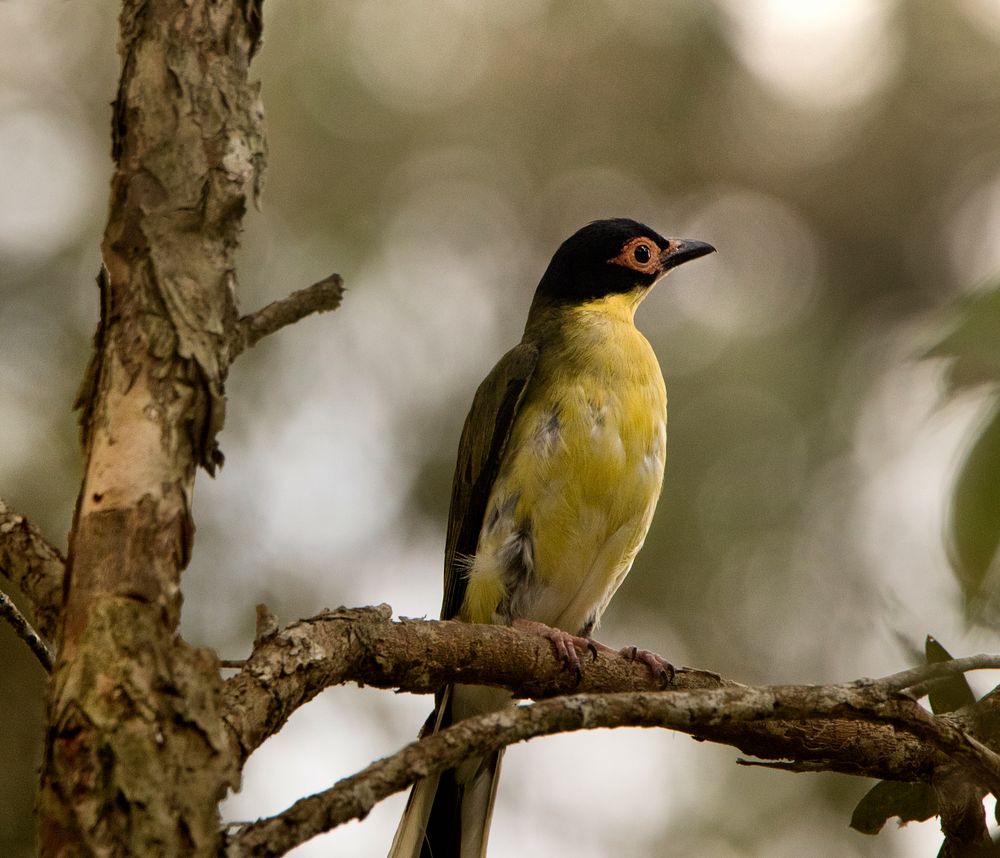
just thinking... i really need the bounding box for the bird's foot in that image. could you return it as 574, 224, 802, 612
512, 619, 598, 677
620, 645, 675, 685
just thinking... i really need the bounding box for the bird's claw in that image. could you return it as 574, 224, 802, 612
512, 619, 597, 678
620, 645, 675, 685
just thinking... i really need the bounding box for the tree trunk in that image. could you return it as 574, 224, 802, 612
37, 1, 264, 854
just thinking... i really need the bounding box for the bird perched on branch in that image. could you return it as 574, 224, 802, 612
389, 218, 715, 858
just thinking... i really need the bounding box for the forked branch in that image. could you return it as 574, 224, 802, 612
222, 629, 1000, 857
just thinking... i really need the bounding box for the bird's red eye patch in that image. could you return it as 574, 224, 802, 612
608, 236, 663, 274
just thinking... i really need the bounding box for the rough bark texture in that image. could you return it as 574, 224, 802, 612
223, 644, 1000, 857
37, 1, 264, 855
215, 605, 1000, 854
0, 497, 65, 642
935, 768, 992, 857
221, 604, 720, 762
220, 606, 1000, 786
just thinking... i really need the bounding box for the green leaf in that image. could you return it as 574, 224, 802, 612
925, 283, 1000, 394
924, 635, 976, 714
946, 403, 1000, 627
925, 283, 1000, 627
850, 780, 939, 835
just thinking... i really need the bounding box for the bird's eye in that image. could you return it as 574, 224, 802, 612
633, 244, 651, 264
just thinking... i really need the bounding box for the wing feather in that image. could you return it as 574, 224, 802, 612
441, 342, 539, 620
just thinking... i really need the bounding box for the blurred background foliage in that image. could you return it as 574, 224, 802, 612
2, 1, 1000, 855
928, 285, 1000, 627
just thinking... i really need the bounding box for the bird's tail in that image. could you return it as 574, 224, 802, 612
388, 749, 504, 858
388, 686, 507, 858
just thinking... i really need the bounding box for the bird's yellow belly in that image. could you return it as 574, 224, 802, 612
463, 340, 666, 634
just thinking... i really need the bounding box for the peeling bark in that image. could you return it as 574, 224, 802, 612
38, 1, 264, 855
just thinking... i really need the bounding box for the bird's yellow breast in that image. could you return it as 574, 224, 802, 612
463, 291, 667, 632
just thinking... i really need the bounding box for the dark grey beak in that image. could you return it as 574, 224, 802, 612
659, 238, 716, 272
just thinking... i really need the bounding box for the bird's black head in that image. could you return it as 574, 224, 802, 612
533, 218, 715, 304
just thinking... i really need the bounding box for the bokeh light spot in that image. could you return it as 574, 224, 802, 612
947, 171, 1000, 289
0, 110, 102, 257
721, 0, 900, 110
347, 0, 491, 113
671, 189, 822, 336
960, 0, 1000, 43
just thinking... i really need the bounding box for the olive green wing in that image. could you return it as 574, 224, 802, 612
441, 341, 540, 621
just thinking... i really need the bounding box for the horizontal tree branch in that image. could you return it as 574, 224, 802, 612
230, 274, 344, 360
220, 603, 1000, 851
0, 498, 65, 642
225, 660, 1000, 857
221, 604, 726, 762
221, 605, 1000, 771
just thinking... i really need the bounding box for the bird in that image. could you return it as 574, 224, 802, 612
389, 218, 715, 858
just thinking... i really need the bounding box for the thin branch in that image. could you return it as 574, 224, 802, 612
880, 655, 1000, 697
225, 680, 1000, 857
226, 690, 749, 857
0, 498, 64, 641
736, 758, 830, 772
230, 274, 344, 359
0, 589, 53, 672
